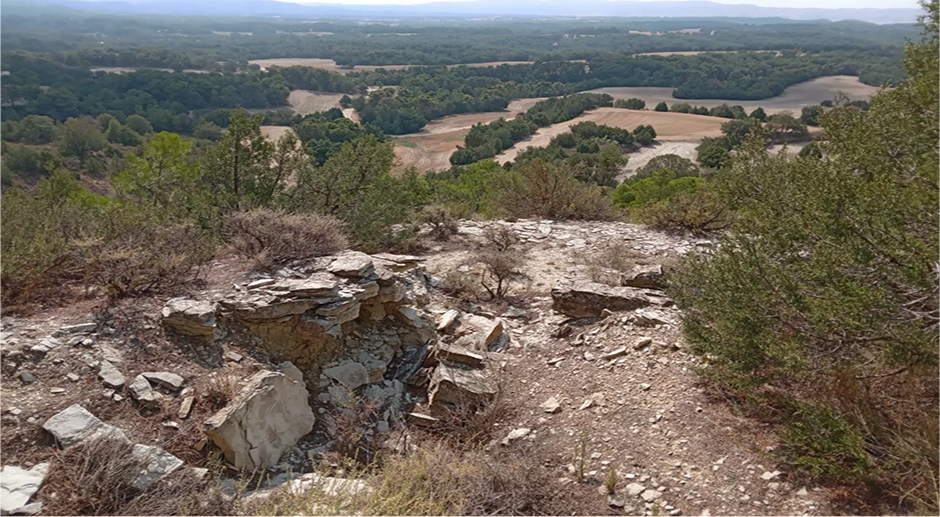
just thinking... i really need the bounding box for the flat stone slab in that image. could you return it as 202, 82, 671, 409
142, 372, 184, 391
98, 360, 125, 389
42, 404, 127, 448
162, 298, 216, 336
0, 463, 49, 515
551, 282, 660, 318
129, 444, 184, 490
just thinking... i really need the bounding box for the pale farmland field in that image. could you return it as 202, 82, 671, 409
248, 58, 534, 74
587, 75, 881, 114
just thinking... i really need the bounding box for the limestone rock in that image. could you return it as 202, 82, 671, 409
162, 298, 216, 337
97, 361, 125, 389
632, 309, 673, 327
142, 371, 184, 391
407, 412, 439, 427
396, 306, 432, 329
129, 375, 158, 406
42, 404, 127, 448
322, 362, 369, 390
620, 264, 665, 289
178, 396, 195, 419
625, 482, 646, 497
540, 396, 561, 413
204, 371, 314, 470
129, 444, 184, 490
435, 342, 484, 368
328, 252, 374, 278
501, 427, 531, 445
0, 463, 49, 515
59, 322, 97, 334
640, 489, 662, 502
551, 282, 660, 318
428, 363, 497, 408
242, 472, 371, 507
602, 347, 627, 361
436, 309, 461, 332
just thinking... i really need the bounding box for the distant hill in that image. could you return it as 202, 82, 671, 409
21, 0, 921, 24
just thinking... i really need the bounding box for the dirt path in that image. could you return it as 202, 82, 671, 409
420, 219, 832, 516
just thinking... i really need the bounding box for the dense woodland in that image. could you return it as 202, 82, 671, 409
0, 0, 916, 136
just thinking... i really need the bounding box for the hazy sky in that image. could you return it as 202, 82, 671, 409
289, 0, 920, 8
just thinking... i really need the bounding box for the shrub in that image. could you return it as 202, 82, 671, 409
223, 208, 347, 268
496, 160, 611, 221
40, 438, 234, 516
640, 187, 730, 235
82, 216, 216, 300
421, 204, 459, 241
614, 97, 645, 109
474, 227, 526, 300
669, 12, 939, 509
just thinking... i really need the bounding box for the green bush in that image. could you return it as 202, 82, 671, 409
669, 10, 939, 509
496, 160, 611, 220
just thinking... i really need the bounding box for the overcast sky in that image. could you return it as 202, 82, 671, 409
288, 0, 920, 8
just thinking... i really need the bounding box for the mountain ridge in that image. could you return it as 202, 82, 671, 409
18, 0, 921, 24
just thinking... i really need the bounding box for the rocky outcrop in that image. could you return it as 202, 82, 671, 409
162, 298, 217, 337
203, 369, 315, 470
216, 252, 436, 380
551, 282, 668, 319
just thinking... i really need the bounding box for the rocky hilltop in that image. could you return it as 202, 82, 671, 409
0, 219, 830, 516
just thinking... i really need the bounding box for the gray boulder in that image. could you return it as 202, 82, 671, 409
203, 370, 315, 470
428, 363, 497, 409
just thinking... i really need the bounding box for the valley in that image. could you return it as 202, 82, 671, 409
0, 2, 935, 516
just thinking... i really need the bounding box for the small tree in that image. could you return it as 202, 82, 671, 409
17, 114, 57, 144
749, 107, 768, 122
475, 226, 525, 300
654, 101, 668, 112
57, 118, 107, 165
125, 114, 154, 135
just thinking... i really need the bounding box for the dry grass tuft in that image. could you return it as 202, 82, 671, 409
223, 208, 347, 269
39, 438, 234, 516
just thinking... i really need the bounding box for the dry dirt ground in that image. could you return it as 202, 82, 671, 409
419, 219, 835, 516
248, 58, 534, 74
392, 98, 541, 172
260, 125, 294, 141
587, 76, 881, 114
